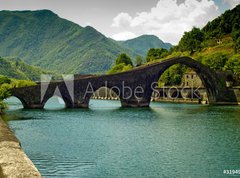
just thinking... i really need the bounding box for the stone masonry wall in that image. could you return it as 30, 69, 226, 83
0, 117, 41, 178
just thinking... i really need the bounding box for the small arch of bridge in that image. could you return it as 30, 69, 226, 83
43, 95, 66, 109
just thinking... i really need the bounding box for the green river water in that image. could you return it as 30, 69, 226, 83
4, 97, 240, 177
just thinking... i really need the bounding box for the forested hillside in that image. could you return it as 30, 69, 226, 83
0, 56, 54, 80
117, 35, 172, 57
0, 10, 137, 74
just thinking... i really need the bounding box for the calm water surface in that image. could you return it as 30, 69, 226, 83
4, 98, 240, 177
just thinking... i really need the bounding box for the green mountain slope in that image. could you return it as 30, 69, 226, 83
117, 35, 172, 57
0, 56, 54, 80
0, 10, 136, 74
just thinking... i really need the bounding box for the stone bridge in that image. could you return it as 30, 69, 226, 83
11, 57, 238, 108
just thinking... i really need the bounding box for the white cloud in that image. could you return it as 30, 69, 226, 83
112, 12, 132, 27
112, 31, 137, 41
85, 22, 92, 26
223, 0, 240, 9
111, 0, 220, 44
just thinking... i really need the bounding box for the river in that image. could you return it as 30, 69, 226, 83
4, 97, 240, 177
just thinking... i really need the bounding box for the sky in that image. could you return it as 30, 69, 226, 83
0, 0, 240, 45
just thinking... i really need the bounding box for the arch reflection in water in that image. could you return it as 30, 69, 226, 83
44, 96, 65, 110
89, 99, 121, 109
4, 96, 24, 110
89, 87, 121, 109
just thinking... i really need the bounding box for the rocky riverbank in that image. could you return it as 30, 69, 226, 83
0, 116, 41, 177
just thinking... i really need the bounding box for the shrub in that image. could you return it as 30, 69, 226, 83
224, 56, 240, 75
201, 53, 229, 71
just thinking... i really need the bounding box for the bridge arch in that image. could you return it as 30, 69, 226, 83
84, 86, 121, 108
5, 95, 27, 109
150, 57, 224, 104
43, 95, 66, 109
91, 87, 119, 100
42, 94, 73, 109
8, 94, 28, 108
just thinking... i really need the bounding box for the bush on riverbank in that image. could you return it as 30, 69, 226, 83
0, 75, 36, 114
0, 101, 7, 114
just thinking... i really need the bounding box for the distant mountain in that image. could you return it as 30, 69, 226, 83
0, 57, 54, 80
117, 35, 172, 57
0, 10, 136, 74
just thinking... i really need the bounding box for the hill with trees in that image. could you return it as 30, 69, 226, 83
117, 35, 172, 57
0, 5, 239, 85
0, 56, 54, 80
0, 10, 138, 74
0, 10, 173, 75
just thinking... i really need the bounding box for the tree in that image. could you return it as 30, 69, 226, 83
135, 56, 143, 67
224, 56, 240, 75
116, 53, 133, 66
0, 84, 11, 100
0, 76, 11, 113
232, 25, 240, 53
201, 53, 228, 71
0, 76, 36, 113
108, 53, 133, 74
159, 64, 186, 86
0, 83, 11, 114
178, 27, 204, 53
146, 48, 168, 62
0, 75, 11, 85
202, 5, 240, 39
